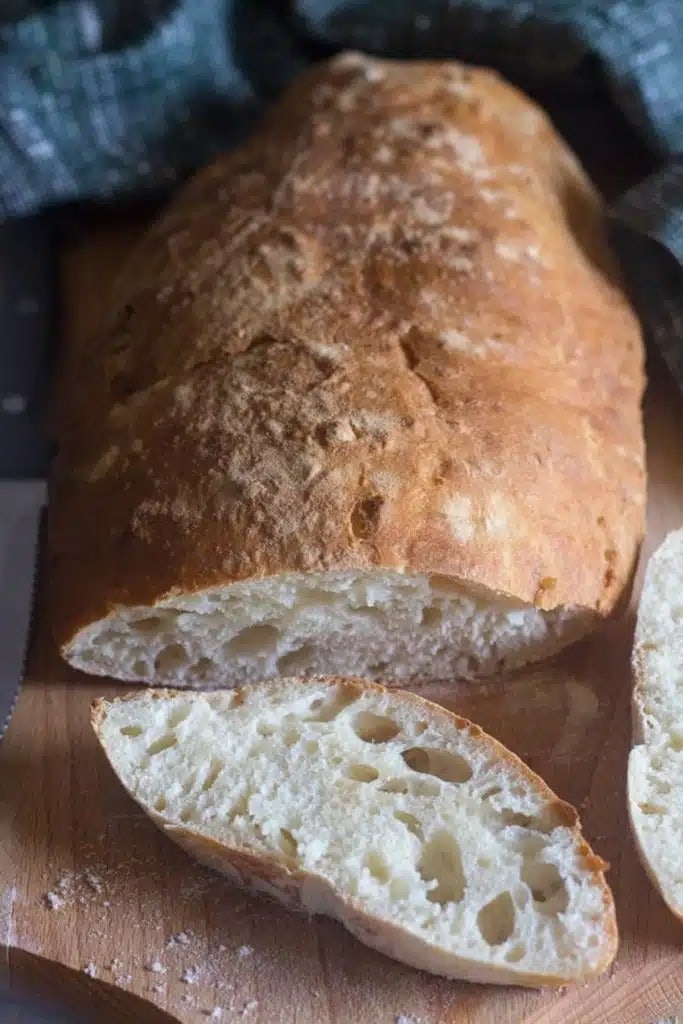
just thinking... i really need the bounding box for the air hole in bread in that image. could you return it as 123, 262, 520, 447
154, 643, 188, 673
350, 495, 384, 540
389, 877, 411, 900
365, 850, 390, 883
505, 942, 526, 963
394, 810, 423, 838
132, 615, 163, 633
120, 724, 143, 737
168, 703, 192, 728
147, 733, 178, 756
480, 785, 503, 800
277, 644, 315, 675
421, 605, 442, 627
307, 684, 360, 722
347, 764, 380, 783
499, 808, 539, 829
509, 832, 547, 857
195, 657, 214, 678
228, 623, 279, 658
353, 711, 400, 743
352, 605, 384, 620
521, 861, 568, 913
279, 828, 299, 861
228, 794, 248, 821
638, 802, 665, 815
418, 831, 466, 904
379, 776, 440, 797
202, 758, 223, 792
414, 721, 428, 735
133, 659, 148, 676
402, 746, 473, 783
477, 891, 515, 945
153, 796, 167, 812
296, 587, 337, 608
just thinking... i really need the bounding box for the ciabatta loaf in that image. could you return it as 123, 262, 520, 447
629, 529, 683, 919
52, 52, 645, 687
93, 677, 617, 986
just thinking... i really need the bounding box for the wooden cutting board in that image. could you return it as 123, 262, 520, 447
2, 217, 683, 1024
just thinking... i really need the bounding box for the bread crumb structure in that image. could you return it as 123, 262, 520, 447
93, 677, 617, 986
630, 528, 683, 918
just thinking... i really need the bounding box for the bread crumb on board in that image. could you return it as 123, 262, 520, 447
181, 965, 202, 985
83, 962, 98, 978
146, 959, 166, 974
236, 944, 253, 958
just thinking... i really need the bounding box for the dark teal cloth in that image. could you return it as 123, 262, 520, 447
2, 1, 682, 385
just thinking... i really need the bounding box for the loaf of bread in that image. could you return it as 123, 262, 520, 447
51, 52, 645, 687
629, 529, 683, 919
93, 676, 617, 985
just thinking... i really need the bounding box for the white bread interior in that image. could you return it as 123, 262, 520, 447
67, 570, 592, 687
629, 528, 683, 919
94, 677, 616, 986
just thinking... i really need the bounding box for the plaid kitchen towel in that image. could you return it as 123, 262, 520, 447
1, 0, 683, 387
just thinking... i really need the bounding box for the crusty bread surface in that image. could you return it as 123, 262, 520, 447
629, 528, 683, 919
52, 52, 645, 687
93, 676, 617, 985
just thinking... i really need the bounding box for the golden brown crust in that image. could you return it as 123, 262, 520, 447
55, 53, 645, 652
91, 674, 618, 984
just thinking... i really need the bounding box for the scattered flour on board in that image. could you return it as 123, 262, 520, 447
181, 965, 202, 984
167, 930, 194, 949
44, 869, 106, 909
236, 944, 253, 958
395, 1016, 422, 1024
83, 962, 98, 978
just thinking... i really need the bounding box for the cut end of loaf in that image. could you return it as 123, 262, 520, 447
65, 570, 593, 687
629, 528, 683, 919
93, 677, 616, 985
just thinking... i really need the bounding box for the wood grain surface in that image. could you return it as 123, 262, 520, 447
1, 216, 682, 1024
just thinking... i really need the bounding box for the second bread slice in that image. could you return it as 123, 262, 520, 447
629, 528, 683, 918
93, 676, 616, 986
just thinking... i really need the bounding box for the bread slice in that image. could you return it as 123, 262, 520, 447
67, 572, 594, 687
52, 53, 645, 689
629, 528, 683, 918
93, 677, 617, 985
